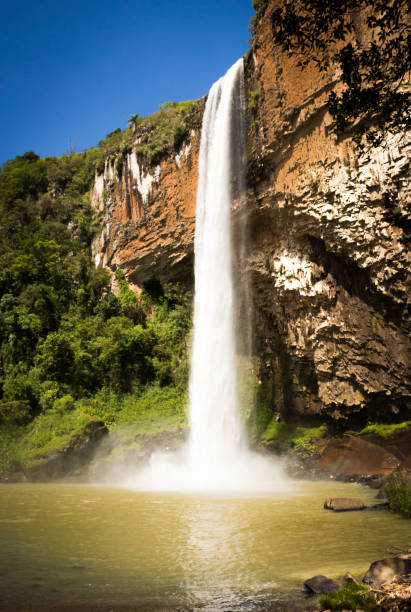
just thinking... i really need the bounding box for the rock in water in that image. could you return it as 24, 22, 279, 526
363, 555, 411, 586
342, 572, 359, 585
324, 497, 365, 511
303, 575, 340, 594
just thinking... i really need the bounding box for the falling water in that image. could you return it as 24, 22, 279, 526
188, 59, 245, 474
123, 59, 287, 492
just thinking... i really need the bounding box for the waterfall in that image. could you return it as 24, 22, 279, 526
188, 59, 245, 476
125, 59, 288, 492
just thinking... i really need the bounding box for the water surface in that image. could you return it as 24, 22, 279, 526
0, 481, 408, 610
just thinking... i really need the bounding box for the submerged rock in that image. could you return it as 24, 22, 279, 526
303, 575, 340, 594
324, 497, 365, 511
363, 555, 411, 586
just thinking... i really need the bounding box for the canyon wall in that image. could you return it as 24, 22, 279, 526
92, 0, 410, 424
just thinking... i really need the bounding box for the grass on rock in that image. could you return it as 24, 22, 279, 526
319, 583, 377, 611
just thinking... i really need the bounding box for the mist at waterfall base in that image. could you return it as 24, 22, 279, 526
121, 60, 288, 493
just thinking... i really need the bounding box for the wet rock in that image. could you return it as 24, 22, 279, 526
342, 572, 358, 585
318, 437, 400, 477
303, 575, 340, 594
324, 497, 365, 511
363, 555, 411, 586
366, 475, 384, 489
367, 502, 389, 511
376, 488, 388, 499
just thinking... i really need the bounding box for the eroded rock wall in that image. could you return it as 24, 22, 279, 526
245, 0, 410, 420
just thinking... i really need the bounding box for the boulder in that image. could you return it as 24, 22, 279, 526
303, 575, 340, 594
324, 497, 365, 511
318, 437, 400, 477
363, 555, 411, 586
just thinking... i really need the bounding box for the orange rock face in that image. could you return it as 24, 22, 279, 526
244, 0, 410, 418
91, 103, 204, 289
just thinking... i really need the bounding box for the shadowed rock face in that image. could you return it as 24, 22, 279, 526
91, 0, 410, 422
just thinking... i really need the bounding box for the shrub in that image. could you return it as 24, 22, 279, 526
384, 471, 411, 517
0, 400, 32, 425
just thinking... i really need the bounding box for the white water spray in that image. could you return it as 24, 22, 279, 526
188, 58, 245, 475
123, 59, 288, 492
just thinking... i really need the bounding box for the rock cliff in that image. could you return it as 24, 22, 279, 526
91, 0, 410, 424
244, 0, 410, 421
91, 101, 204, 290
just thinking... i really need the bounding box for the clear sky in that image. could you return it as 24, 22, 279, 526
1, 0, 255, 164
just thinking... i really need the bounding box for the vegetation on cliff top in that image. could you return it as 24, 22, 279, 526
0, 150, 192, 475
96, 99, 198, 173
269, 0, 410, 146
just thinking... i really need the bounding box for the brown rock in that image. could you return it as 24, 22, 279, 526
363, 555, 411, 586
318, 437, 400, 476
342, 572, 358, 585
324, 497, 365, 511
245, 0, 411, 420
303, 575, 340, 594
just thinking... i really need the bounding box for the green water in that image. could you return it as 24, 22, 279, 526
0, 481, 408, 610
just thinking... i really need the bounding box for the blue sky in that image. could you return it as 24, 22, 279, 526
1, 0, 254, 163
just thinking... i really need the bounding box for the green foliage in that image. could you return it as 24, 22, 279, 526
248, 89, 260, 110
384, 471, 411, 517
0, 147, 193, 478
92, 385, 187, 437
270, 0, 410, 147
115, 268, 145, 323
261, 420, 327, 453
319, 583, 377, 611
358, 420, 411, 438
252, 0, 268, 15
241, 375, 275, 442
0, 400, 32, 426
95, 99, 198, 172
133, 100, 197, 165
17, 407, 101, 469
